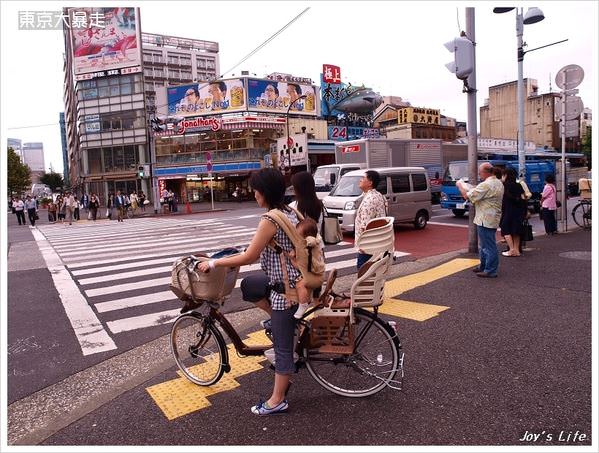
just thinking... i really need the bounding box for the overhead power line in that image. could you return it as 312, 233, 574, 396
7, 7, 311, 132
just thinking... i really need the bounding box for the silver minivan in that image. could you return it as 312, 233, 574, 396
323, 167, 432, 232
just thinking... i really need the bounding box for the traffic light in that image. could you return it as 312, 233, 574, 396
138, 165, 144, 178
444, 36, 474, 80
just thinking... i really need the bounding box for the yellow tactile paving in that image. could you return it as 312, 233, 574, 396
148, 259, 478, 419
147, 330, 271, 420
378, 258, 479, 321
377, 299, 451, 321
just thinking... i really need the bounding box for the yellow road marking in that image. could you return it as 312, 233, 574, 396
378, 258, 479, 321
147, 330, 270, 420
148, 259, 478, 419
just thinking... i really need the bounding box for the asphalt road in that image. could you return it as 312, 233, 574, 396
14, 229, 592, 447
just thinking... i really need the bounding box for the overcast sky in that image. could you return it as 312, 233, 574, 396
1, 0, 597, 175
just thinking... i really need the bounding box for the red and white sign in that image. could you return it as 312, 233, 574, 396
341, 145, 361, 153
323, 64, 342, 84
177, 117, 222, 134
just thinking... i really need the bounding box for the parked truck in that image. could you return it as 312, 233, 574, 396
440, 159, 555, 216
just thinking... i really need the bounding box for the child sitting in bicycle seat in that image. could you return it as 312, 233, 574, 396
289, 217, 319, 319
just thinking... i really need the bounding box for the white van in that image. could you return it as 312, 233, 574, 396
312, 163, 366, 200
323, 167, 432, 232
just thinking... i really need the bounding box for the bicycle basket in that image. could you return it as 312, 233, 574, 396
308, 315, 354, 354
170, 254, 240, 304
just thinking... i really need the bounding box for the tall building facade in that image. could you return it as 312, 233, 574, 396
59, 112, 70, 186
478, 79, 580, 151
22, 142, 45, 171
61, 7, 222, 204
7, 138, 22, 160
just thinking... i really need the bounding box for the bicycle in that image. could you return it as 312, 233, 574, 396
169, 254, 404, 398
572, 199, 591, 229
125, 205, 139, 219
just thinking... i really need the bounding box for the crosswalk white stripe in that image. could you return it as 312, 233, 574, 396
51, 225, 242, 252
78, 265, 173, 286
94, 290, 176, 313
44, 221, 226, 246
30, 228, 117, 355
106, 308, 180, 334
71, 256, 177, 276
37, 219, 223, 242
78, 244, 366, 284
64, 240, 251, 268
428, 221, 469, 228
58, 229, 257, 258
85, 277, 171, 298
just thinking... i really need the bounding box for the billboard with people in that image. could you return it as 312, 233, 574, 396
167, 79, 246, 117
69, 7, 141, 76
246, 78, 318, 116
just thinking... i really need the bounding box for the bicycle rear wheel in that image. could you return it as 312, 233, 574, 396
170, 313, 227, 386
572, 202, 592, 229
126, 208, 133, 219
305, 308, 402, 397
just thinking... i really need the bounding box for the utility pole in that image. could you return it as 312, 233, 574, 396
465, 7, 478, 254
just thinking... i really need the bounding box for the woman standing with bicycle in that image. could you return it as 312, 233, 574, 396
198, 168, 303, 416
540, 174, 558, 235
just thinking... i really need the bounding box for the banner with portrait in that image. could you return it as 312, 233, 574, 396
167, 79, 246, 117
246, 79, 318, 116
69, 7, 141, 76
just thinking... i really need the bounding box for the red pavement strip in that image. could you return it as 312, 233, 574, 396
342, 223, 471, 259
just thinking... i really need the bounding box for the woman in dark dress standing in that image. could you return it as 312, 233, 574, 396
499, 167, 526, 257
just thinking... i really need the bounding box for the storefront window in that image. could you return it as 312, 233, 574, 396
88, 148, 102, 174
103, 149, 114, 172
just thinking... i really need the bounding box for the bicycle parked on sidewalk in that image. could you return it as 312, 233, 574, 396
572, 178, 592, 229
169, 252, 403, 397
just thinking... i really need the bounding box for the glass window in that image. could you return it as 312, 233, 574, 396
411, 173, 427, 191
124, 145, 137, 169
83, 88, 98, 100
88, 148, 102, 174
120, 83, 132, 95
114, 147, 125, 170
97, 78, 109, 87
103, 148, 114, 172
109, 77, 120, 86
391, 175, 410, 193
98, 86, 110, 98
110, 85, 120, 97
376, 178, 388, 194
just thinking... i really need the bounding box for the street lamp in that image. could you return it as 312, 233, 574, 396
493, 7, 545, 179
285, 94, 307, 174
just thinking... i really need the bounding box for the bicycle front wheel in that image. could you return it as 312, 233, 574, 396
305, 308, 402, 398
572, 202, 592, 229
126, 208, 133, 219
170, 313, 227, 386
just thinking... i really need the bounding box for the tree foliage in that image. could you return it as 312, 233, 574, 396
7, 147, 31, 195
39, 171, 65, 191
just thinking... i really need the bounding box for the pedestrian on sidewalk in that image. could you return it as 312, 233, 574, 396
354, 170, 387, 271
540, 174, 558, 235
57, 196, 66, 223
114, 191, 126, 222
138, 191, 146, 211
13, 197, 26, 225
73, 196, 81, 221
499, 168, 526, 257
89, 193, 99, 221
457, 162, 504, 278
107, 194, 114, 220
64, 192, 76, 225
81, 192, 89, 214
48, 200, 57, 223
24, 195, 38, 227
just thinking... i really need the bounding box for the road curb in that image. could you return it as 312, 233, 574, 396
6, 248, 468, 446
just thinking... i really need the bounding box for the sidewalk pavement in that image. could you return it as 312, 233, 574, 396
6, 225, 592, 446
